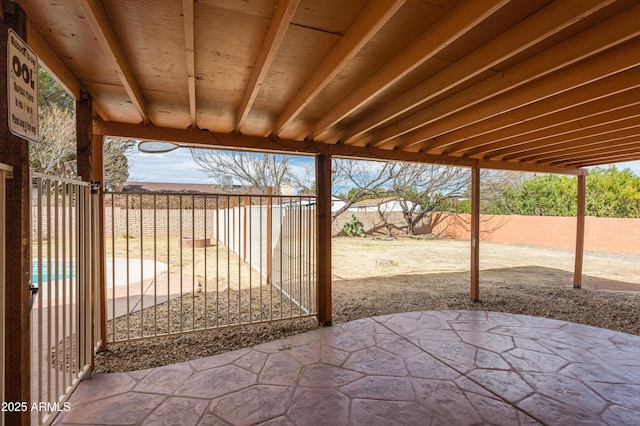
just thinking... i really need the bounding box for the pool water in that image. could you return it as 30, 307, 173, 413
32, 262, 75, 282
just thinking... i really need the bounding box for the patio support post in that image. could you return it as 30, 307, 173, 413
316, 153, 332, 326
573, 172, 586, 289
92, 133, 107, 351
470, 166, 481, 302
77, 92, 107, 355
0, 2, 32, 424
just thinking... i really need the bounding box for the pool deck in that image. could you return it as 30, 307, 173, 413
52, 310, 640, 425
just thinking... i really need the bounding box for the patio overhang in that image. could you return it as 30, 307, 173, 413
2, 0, 640, 423
14, 0, 640, 172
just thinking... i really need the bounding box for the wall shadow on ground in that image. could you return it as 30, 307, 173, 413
331, 266, 640, 335
333, 265, 640, 292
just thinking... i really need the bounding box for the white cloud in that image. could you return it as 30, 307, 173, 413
127, 149, 210, 183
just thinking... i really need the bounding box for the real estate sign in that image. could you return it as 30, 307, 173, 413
7, 29, 38, 142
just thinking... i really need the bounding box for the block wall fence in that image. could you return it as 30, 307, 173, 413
431, 213, 640, 254
32, 207, 639, 254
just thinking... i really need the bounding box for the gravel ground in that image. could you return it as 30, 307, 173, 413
94, 270, 640, 373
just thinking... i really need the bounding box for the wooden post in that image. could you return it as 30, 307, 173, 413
470, 166, 480, 302
0, 2, 32, 424
316, 154, 332, 326
77, 91, 97, 365
573, 172, 586, 289
93, 134, 107, 351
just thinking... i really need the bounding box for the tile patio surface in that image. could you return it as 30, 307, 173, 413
54, 310, 640, 425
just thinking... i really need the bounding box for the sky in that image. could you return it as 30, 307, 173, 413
126, 147, 314, 185
126, 146, 640, 185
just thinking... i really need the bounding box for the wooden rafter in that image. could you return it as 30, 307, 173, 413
273, 0, 405, 136
564, 152, 640, 168
27, 23, 81, 100
373, 7, 640, 150
439, 75, 640, 157
343, 0, 617, 145
307, 0, 510, 140
77, 0, 150, 124
445, 89, 640, 157
15, 0, 640, 173
399, 40, 640, 153
517, 130, 640, 163
482, 111, 640, 160
236, 0, 300, 132
560, 147, 640, 167
183, 0, 196, 127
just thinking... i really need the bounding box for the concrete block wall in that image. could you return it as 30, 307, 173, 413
431, 213, 640, 254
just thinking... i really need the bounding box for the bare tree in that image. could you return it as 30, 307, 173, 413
191, 150, 294, 193
389, 164, 471, 234
391, 166, 521, 234
331, 159, 400, 221
29, 105, 133, 188
29, 105, 76, 175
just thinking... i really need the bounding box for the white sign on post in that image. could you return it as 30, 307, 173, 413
7, 29, 38, 143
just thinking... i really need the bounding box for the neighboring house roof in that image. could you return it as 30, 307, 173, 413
351, 197, 404, 207
121, 182, 264, 195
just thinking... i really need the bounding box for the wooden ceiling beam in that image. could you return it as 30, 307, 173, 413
414, 68, 640, 156
556, 146, 640, 167
516, 129, 640, 163
342, 0, 616, 145
482, 110, 640, 160
273, 0, 404, 136
445, 89, 640, 156
475, 159, 584, 176
27, 23, 81, 100
182, 0, 197, 127
539, 140, 640, 166
402, 41, 640, 154
373, 6, 640, 150
307, 0, 510, 140
93, 119, 584, 175
236, 0, 300, 132
93, 119, 476, 166
564, 153, 640, 168
77, 0, 150, 124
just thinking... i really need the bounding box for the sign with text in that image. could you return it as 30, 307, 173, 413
7, 29, 38, 142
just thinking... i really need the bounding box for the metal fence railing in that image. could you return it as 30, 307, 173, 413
0, 163, 12, 426
103, 192, 316, 343
31, 173, 95, 425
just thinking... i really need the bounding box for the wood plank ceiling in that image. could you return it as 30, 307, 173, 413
18, 0, 640, 174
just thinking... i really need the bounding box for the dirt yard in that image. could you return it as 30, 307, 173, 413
95, 236, 640, 373
332, 236, 640, 290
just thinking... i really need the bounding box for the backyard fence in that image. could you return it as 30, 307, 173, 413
0, 163, 11, 426
31, 173, 97, 426
103, 192, 316, 343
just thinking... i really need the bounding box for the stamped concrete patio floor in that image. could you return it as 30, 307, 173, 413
54, 311, 640, 425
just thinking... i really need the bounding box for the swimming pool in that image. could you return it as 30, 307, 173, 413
32, 261, 76, 282
31, 258, 168, 286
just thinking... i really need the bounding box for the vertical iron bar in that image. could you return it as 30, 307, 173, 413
153, 194, 157, 337
166, 194, 171, 335
192, 195, 195, 330
203, 196, 208, 329
35, 177, 43, 421
125, 194, 130, 340
139, 193, 144, 337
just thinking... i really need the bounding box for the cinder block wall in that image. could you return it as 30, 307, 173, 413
431, 213, 640, 254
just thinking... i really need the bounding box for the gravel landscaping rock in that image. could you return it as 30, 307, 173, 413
95, 272, 640, 373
